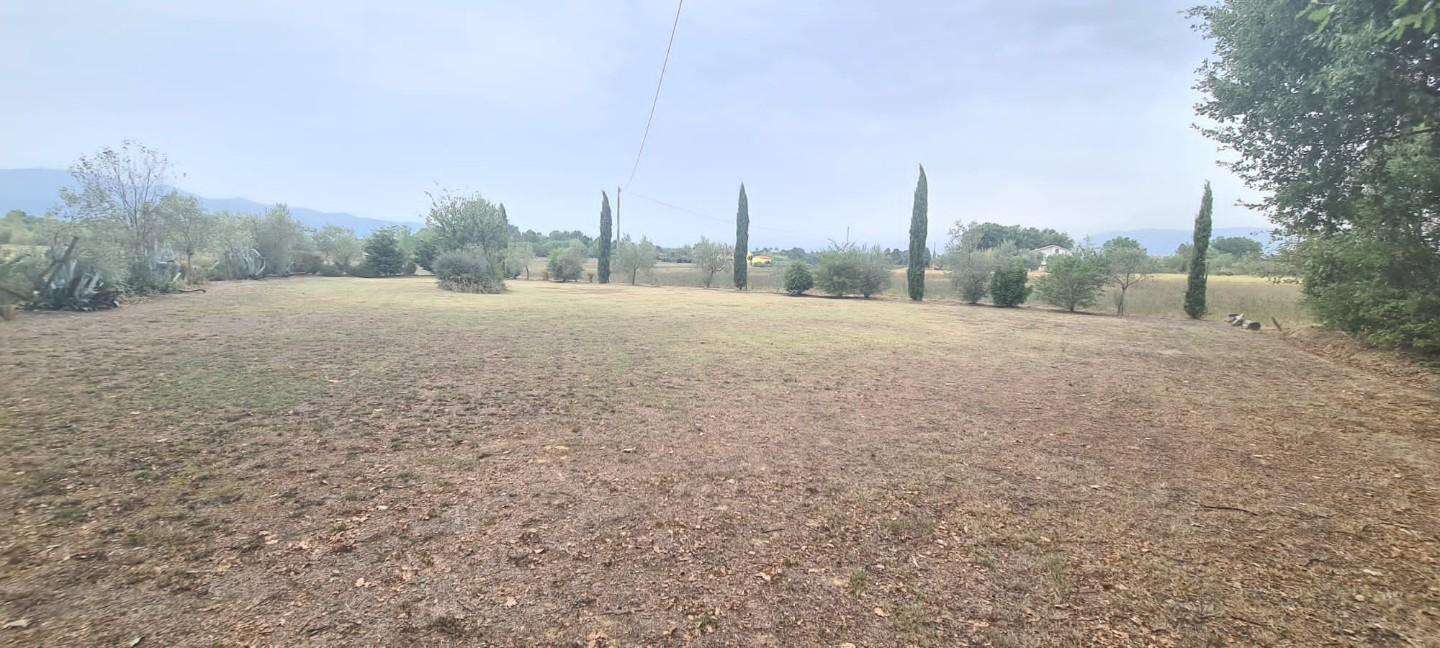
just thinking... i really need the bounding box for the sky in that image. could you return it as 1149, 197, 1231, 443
0, 1, 1263, 248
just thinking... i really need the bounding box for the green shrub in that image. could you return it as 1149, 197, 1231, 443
945, 242, 1016, 304
989, 258, 1030, 307
292, 250, 328, 275
412, 236, 439, 273
1034, 248, 1109, 312
123, 254, 184, 295
547, 242, 586, 282
1299, 231, 1440, 352
358, 228, 408, 277
815, 244, 891, 298
433, 248, 504, 293
783, 262, 814, 295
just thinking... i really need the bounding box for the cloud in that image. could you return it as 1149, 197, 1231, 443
0, 0, 1262, 247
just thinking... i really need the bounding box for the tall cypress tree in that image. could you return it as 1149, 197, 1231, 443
907, 164, 928, 301
597, 192, 613, 284
1183, 182, 1213, 319
733, 183, 749, 290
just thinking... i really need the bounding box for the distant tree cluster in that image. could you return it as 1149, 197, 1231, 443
953, 222, 1074, 253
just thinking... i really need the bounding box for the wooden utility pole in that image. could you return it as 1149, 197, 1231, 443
615, 186, 622, 243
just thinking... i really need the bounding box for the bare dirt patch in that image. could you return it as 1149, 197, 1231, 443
1, 277, 1437, 646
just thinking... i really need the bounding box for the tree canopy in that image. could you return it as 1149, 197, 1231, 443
1194, 0, 1440, 349
951, 221, 1073, 252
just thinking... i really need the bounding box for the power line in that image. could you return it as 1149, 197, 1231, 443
629, 191, 729, 225
628, 191, 805, 235
624, 0, 685, 190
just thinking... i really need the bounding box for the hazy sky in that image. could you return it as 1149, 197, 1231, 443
0, 1, 1261, 248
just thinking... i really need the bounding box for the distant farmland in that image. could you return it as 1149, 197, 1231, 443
534, 259, 1311, 326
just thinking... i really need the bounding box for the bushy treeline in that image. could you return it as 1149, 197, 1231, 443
1152, 236, 1280, 277
0, 142, 433, 311
1194, 0, 1440, 352
937, 223, 1160, 314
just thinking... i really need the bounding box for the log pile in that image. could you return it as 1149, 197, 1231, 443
1226, 313, 1262, 330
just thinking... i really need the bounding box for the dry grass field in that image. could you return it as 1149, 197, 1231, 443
544, 260, 1310, 325
2, 276, 1436, 646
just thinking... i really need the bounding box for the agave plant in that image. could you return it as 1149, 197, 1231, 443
30, 237, 119, 311
223, 247, 267, 280
126, 251, 186, 293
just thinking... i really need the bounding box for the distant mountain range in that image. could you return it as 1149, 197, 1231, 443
5, 168, 1276, 253
0, 168, 413, 235
1090, 226, 1277, 256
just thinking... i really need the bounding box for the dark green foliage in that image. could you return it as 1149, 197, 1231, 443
907, 165, 928, 301
783, 262, 813, 295
1211, 236, 1263, 259
1194, 1, 1440, 350
433, 248, 504, 293
954, 222, 1074, 251
1184, 183, 1213, 319
412, 235, 439, 272
989, 258, 1030, 307
1034, 248, 1109, 312
1298, 232, 1440, 352
734, 184, 749, 289
358, 228, 408, 277
597, 192, 612, 284
814, 244, 891, 298
292, 250, 328, 275
547, 242, 586, 282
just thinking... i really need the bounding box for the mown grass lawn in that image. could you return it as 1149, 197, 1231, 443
1, 276, 1435, 646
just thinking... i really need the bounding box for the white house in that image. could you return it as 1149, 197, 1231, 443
1031, 244, 1070, 269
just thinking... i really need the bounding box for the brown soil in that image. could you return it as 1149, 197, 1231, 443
1, 277, 1437, 646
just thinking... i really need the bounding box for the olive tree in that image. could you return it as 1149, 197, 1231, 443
251, 205, 305, 275
504, 241, 535, 279
614, 235, 657, 285
313, 225, 363, 270
1102, 237, 1153, 316
60, 141, 171, 260
424, 189, 509, 262
159, 192, 212, 278
692, 237, 732, 288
